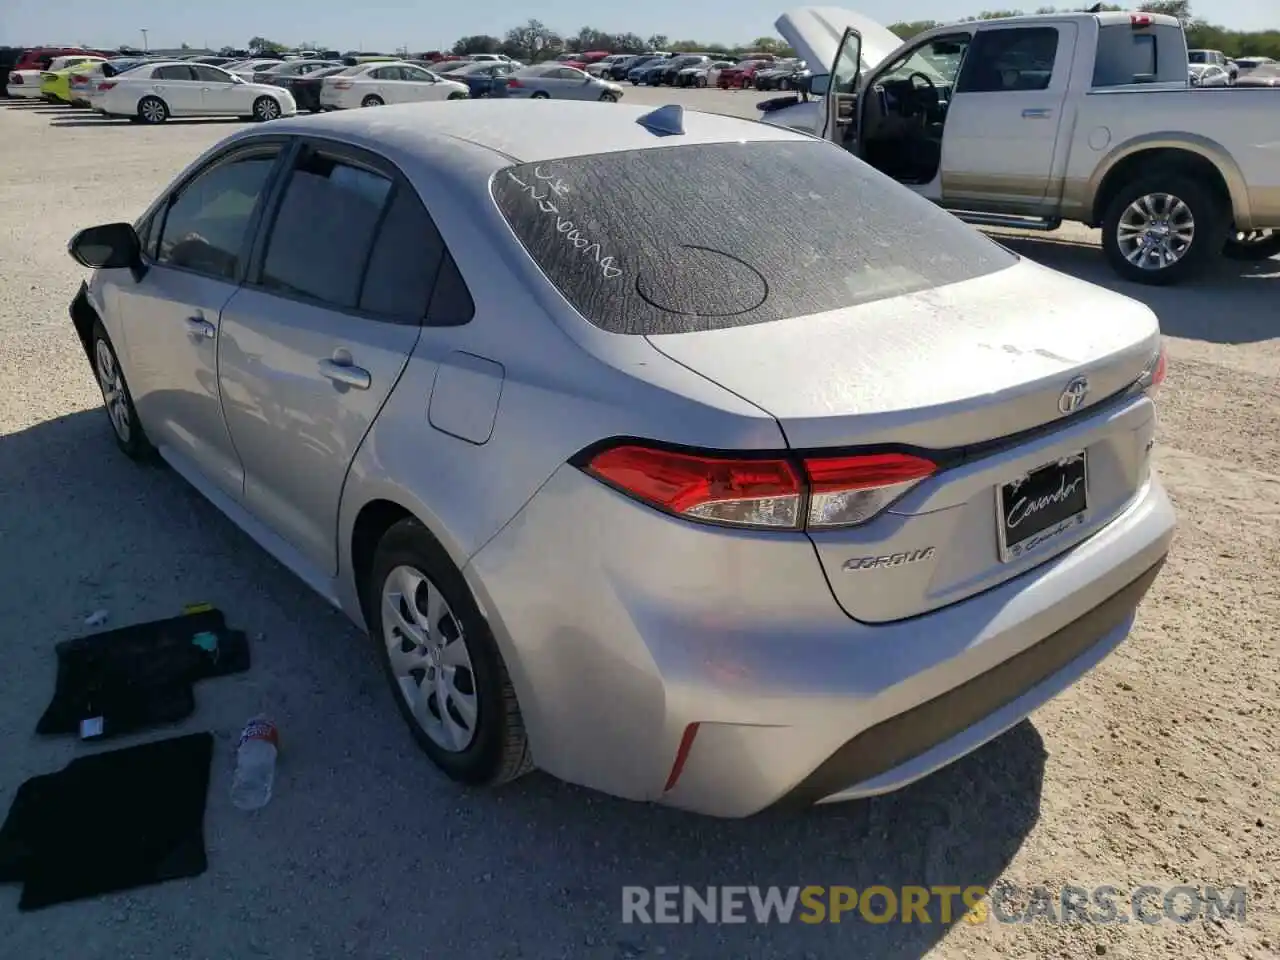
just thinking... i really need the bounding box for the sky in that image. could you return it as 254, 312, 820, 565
5, 0, 1274, 52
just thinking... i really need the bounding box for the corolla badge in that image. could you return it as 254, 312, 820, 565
1058, 376, 1090, 415
843, 548, 936, 571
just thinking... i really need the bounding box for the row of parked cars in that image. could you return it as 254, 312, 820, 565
576, 50, 812, 90
5, 46, 630, 123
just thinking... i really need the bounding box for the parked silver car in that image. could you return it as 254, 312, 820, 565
505, 63, 623, 101
67, 100, 1173, 818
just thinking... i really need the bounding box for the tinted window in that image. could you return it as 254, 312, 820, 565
1093, 24, 1184, 86
156, 151, 279, 279
491, 141, 1015, 336
957, 27, 1058, 93
350, 187, 442, 320
153, 64, 194, 80
260, 152, 392, 308
192, 65, 231, 82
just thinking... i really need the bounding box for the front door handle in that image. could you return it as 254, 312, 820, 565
1021, 107, 1052, 119
185, 316, 215, 339
319, 358, 371, 390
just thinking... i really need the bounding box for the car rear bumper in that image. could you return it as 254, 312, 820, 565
465, 461, 1175, 818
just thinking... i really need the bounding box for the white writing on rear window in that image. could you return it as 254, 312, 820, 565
505, 170, 622, 280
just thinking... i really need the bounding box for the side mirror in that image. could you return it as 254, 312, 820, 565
808, 73, 831, 96
68, 222, 142, 270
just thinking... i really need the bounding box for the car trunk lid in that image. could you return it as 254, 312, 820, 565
646, 259, 1162, 622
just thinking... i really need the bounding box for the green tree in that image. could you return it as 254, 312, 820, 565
452, 34, 500, 55
888, 20, 942, 39
247, 36, 287, 54
646, 34, 670, 50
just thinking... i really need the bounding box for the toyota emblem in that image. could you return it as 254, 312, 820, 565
1058, 376, 1090, 415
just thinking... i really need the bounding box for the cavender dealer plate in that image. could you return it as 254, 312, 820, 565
996, 451, 1088, 563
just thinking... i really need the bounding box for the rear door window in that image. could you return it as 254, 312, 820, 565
490, 140, 1016, 335
154, 64, 195, 81
259, 151, 393, 309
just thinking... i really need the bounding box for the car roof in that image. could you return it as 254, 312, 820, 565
255, 99, 810, 166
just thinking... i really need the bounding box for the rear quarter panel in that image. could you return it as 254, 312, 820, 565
1065, 88, 1280, 228
331, 135, 785, 628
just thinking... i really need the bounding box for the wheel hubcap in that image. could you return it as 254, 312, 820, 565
1117, 193, 1195, 270
95, 339, 131, 443
142, 101, 162, 121
259, 100, 278, 119
381, 565, 477, 752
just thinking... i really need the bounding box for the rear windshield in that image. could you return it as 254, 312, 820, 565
1093, 23, 1187, 86
491, 140, 1015, 335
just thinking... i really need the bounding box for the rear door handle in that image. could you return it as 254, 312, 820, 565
185, 316, 215, 339
1022, 108, 1052, 119
319, 359, 371, 390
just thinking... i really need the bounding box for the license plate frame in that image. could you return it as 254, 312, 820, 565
996, 451, 1089, 563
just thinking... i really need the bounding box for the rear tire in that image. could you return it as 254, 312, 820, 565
361, 94, 383, 107
1100, 172, 1229, 286
137, 95, 168, 124
366, 518, 533, 787
530, 91, 549, 99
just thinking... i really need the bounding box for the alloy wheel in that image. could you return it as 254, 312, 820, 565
380, 564, 478, 753
95, 339, 132, 444
1116, 192, 1196, 270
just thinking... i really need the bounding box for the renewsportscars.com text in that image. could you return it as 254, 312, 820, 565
621, 884, 1248, 925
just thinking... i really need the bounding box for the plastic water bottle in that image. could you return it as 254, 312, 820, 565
231, 716, 279, 811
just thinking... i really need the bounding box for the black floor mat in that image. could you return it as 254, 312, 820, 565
0, 733, 214, 910
37, 608, 249, 740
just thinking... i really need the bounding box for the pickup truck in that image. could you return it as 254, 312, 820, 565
764, 8, 1280, 284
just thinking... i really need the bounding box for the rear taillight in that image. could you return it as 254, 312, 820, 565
8, 73, 21, 85
1141, 341, 1167, 398
506, 78, 522, 88
98, 81, 116, 91
579, 444, 936, 531
71, 74, 87, 83
332, 80, 352, 89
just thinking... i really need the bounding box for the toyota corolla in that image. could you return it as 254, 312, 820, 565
66, 100, 1174, 817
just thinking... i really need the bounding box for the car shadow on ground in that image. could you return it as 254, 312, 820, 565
995, 233, 1279, 345
1, 404, 1047, 958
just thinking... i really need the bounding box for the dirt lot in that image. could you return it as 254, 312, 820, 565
0, 89, 1276, 960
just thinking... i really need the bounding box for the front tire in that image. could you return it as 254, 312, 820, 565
91, 321, 152, 460
137, 95, 168, 124
530, 91, 549, 99
598, 91, 618, 102
1222, 229, 1280, 261
367, 519, 533, 786
252, 96, 281, 121
1100, 173, 1228, 285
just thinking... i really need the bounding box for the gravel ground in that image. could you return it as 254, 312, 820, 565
1, 89, 1276, 960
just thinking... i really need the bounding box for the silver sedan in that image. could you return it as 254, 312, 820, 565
66, 99, 1173, 818
503, 63, 623, 101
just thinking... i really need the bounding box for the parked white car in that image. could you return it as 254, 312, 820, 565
319, 61, 468, 109
7, 54, 104, 98
227, 59, 284, 79
96, 61, 297, 123
1188, 63, 1230, 86
679, 60, 735, 87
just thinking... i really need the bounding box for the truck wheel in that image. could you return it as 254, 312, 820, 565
1101, 174, 1228, 285
1222, 229, 1280, 262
